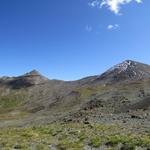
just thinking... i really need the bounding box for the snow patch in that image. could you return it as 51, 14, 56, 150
106, 60, 136, 74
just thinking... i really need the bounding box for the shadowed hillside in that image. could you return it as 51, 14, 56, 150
0, 60, 150, 127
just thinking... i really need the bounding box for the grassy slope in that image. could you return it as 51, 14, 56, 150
0, 79, 150, 149
0, 123, 150, 150
0, 78, 150, 125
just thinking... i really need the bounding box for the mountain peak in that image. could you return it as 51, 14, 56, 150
1, 70, 50, 89
107, 60, 137, 74
24, 70, 42, 76
93, 60, 150, 84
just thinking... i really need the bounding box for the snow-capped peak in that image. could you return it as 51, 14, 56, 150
107, 60, 136, 74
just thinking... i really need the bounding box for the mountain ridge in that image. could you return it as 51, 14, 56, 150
1, 60, 150, 82
0, 60, 150, 127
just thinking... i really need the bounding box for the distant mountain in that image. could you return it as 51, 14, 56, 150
0, 70, 49, 89
0, 60, 150, 127
87, 60, 150, 85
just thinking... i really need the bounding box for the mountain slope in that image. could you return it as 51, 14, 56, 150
0, 60, 150, 127
83, 60, 150, 85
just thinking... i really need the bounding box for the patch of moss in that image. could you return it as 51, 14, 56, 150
90, 136, 103, 148
36, 144, 49, 150
57, 140, 83, 150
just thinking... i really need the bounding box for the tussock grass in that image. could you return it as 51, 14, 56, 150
0, 123, 150, 149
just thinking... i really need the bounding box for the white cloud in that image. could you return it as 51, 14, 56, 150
88, 0, 100, 7
85, 25, 93, 32
89, 0, 142, 14
107, 24, 119, 30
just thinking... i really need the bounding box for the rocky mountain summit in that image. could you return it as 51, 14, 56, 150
23, 70, 42, 76
0, 69, 49, 89
90, 60, 150, 84
0, 60, 150, 127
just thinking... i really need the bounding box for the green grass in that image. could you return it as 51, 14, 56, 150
0, 90, 27, 112
90, 136, 104, 148
74, 86, 106, 99
0, 123, 150, 150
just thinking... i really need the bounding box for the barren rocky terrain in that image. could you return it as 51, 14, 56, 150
0, 60, 150, 149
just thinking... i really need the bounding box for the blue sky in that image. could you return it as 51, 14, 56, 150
0, 0, 149, 80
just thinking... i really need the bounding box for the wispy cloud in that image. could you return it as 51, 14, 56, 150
107, 24, 119, 30
85, 25, 93, 32
89, 0, 142, 14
